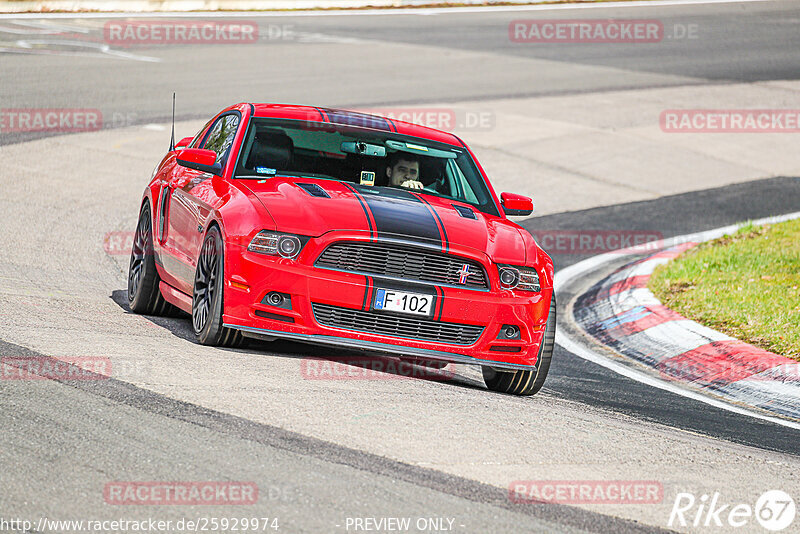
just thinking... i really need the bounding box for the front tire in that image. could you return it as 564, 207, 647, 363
192, 226, 246, 348
128, 203, 175, 316
482, 294, 556, 396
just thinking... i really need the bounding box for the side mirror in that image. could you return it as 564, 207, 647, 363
175, 136, 193, 149
501, 192, 534, 217
176, 148, 223, 176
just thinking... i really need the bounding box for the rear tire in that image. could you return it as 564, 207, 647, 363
128, 203, 177, 316
192, 226, 246, 348
482, 294, 556, 396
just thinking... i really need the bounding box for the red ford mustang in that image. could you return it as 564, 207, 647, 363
128, 103, 555, 395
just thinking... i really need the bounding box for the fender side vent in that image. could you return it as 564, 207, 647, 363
452, 204, 477, 219
297, 183, 330, 198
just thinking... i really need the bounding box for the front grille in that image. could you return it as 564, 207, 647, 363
312, 303, 484, 345
315, 242, 489, 289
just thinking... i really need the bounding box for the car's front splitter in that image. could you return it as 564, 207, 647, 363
223, 322, 538, 372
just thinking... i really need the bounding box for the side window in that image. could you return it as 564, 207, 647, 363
446, 159, 479, 204
201, 114, 240, 165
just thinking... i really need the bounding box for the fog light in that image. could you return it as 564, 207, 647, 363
497, 324, 521, 340
261, 291, 292, 310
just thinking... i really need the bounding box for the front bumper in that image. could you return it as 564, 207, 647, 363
222, 233, 552, 371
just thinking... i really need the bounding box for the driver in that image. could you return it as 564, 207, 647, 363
386, 152, 423, 190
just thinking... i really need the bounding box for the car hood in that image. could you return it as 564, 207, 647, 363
239, 177, 529, 264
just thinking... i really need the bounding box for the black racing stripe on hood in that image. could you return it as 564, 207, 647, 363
352, 185, 442, 246
342, 183, 375, 239
414, 193, 449, 254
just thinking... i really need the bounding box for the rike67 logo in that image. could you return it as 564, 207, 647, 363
669, 490, 795, 531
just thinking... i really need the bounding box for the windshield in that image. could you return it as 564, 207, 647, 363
234, 117, 499, 216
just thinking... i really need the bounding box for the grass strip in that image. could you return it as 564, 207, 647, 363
649, 218, 800, 361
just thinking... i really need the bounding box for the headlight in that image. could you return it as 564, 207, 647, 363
499, 267, 519, 287
248, 231, 279, 255
248, 231, 305, 259
498, 265, 540, 292
277, 235, 301, 258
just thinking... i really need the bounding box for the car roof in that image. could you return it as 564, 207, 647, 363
234, 103, 463, 146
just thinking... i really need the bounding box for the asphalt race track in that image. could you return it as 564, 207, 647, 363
1, 2, 799, 533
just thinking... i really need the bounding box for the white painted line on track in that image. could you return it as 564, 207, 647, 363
0, 23, 62, 33
556, 330, 800, 430
0, 0, 771, 20
11, 19, 91, 32
555, 210, 800, 430
10, 39, 160, 61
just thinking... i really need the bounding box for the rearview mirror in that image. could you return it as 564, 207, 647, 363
175, 136, 193, 149
176, 148, 223, 176
501, 192, 534, 216
341, 141, 386, 157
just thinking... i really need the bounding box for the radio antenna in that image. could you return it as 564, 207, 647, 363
169, 92, 176, 151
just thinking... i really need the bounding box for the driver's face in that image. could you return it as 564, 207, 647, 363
387, 159, 420, 186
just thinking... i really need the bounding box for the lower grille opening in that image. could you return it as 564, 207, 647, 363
255, 310, 295, 323
312, 303, 483, 346
489, 345, 522, 353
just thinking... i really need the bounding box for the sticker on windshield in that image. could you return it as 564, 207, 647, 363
360, 171, 376, 186
256, 167, 277, 175
405, 143, 428, 152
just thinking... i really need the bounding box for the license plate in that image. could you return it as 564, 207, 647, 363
373, 288, 434, 317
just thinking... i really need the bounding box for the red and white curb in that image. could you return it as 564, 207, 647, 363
575, 242, 800, 421
555, 211, 800, 429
